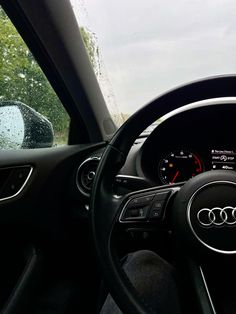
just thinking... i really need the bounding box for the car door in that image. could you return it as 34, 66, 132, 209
0, 1, 113, 313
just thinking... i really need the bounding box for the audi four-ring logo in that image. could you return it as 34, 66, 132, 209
197, 206, 236, 226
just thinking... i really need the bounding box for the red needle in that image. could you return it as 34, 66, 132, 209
171, 170, 180, 184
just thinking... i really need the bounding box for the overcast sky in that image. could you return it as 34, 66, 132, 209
71, 0, 236, 115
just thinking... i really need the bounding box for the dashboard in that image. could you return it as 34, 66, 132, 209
75, 102, 236, 201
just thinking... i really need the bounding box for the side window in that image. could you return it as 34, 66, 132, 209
0, 7, 70, 149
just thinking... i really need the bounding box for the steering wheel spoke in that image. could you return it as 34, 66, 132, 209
119, 185, 180, 225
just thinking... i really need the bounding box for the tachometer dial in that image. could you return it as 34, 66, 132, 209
158, 150, 203, 185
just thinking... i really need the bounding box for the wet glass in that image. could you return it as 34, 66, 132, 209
71, 0, 236, 125
0, 106, 24, 149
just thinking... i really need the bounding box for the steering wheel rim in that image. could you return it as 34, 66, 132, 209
90, 75, 236, 313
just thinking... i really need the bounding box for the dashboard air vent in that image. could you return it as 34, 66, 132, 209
76, 157, 100, 197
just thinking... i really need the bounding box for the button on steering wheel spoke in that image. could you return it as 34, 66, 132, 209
119, 186, 180, 224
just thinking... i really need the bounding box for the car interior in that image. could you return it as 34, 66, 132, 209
1, 1, 236, 314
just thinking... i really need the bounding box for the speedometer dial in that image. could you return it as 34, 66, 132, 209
158, 150, 203, 185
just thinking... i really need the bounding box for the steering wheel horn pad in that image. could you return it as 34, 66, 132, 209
173, 170, 236, 255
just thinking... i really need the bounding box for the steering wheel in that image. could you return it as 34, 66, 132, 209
90, 75, 236, 313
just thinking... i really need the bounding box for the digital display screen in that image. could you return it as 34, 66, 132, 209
211, 149, 236, 170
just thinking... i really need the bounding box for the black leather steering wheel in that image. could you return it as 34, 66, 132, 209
90, 75, 236, 313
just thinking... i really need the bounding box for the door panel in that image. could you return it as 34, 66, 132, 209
1, 246, 41, 314
0, 143, 105, 313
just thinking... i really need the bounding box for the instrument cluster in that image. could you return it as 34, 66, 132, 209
157, 148, 236, 185
138, 104, 236, 187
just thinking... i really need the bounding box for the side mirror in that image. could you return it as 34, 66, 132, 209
0, 101, 54, 149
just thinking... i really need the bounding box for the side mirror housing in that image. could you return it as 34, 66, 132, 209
0, 101, 54, 149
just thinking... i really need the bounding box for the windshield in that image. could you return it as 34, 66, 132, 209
70, 0, 236, 126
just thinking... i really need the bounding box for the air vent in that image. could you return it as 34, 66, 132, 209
76, 157, 100, 197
